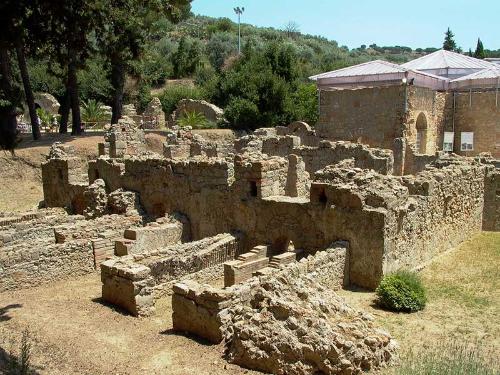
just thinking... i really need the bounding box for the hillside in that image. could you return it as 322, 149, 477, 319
25, 13, 500, 130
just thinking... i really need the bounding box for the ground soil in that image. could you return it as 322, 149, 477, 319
0, 232, 497, 374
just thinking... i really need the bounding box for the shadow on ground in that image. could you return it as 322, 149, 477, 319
0, 304, 22, 322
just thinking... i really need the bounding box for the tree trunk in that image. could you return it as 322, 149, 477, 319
59, 89, 70, 134
0, 47, 19, 153
110, 57, 125, 125
15, 40, 40, 140
67, 56, 82, 135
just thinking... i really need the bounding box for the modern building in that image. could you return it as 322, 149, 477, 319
311, 50, 500, 174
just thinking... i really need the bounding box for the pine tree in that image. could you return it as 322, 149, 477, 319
468, 48, 473, 57
443, 27, 457, 51
474, 38, 485, 59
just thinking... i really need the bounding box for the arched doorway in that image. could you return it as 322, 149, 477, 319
415, 112, 428, 154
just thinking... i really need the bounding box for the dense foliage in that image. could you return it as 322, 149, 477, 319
376, 270, 427, 312
2, 2, 500, 144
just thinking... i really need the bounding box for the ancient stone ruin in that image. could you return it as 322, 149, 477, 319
2, 117, 498, 374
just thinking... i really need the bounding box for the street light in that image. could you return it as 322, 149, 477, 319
234, 6, 245, 54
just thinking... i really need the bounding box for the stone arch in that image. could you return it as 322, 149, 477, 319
415, 112, 428, 154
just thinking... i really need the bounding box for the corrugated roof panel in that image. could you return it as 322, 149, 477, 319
402, 50, 495, 70
309, 60, 406, 80
450, 67, 500, 82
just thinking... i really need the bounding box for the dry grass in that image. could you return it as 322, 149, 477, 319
339, 232, 500, 374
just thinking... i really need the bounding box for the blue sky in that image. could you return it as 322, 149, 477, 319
191, 0, 499, 50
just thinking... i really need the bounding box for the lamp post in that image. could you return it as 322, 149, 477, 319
234, 6, 245, 54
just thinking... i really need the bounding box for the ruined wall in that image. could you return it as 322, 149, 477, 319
406, 87, 449, 155
172, 243, 349, 344
451, 90, 500, 158
483, 166, 500, 231
42, 157, 88, 209
101, 233, 240, 316
385, 160, 486, 274
316, 86, 406, 150
0, 210, 140, 291
90, 153, 490, 289
297, 141, 394, 175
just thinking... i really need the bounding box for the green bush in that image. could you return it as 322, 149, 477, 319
224, 97, 260, 130
159, 85, 206, 116
81, 99, 109, 124
376, 270, 426, 312
177, 111, 215, 129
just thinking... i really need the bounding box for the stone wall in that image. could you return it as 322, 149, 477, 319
101, 233, 240, 316
405, 87, 449, 155
483, 165, 500, 231
87, 151, 491, 289
172, 242, 348, 344
171, 242, 396, 374
451, 90, 500, 158
0, 210, 141, 292
316, 86, 406, 150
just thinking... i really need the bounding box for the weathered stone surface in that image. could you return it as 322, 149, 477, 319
169, 99, 224, 127
143, 97, 165, 128
35, 92, 60, 114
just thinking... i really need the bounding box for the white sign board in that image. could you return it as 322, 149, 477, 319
460, 132, 474, 151
443, 132, 454, 152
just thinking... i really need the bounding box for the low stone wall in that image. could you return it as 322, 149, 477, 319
101, 233, 240, 316
171, 243, 397, 375
115, 220, 185, 256
172, 243, 348, 343
483, 165, 500, 231
0, 240, 94, 292
297, 141, 394, 175
0, 211, 141, 292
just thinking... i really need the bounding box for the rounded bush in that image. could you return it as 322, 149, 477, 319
376, 270, 426, 312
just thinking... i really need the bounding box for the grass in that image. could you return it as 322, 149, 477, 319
339, 232, 500, 375
396, 340, 499, 375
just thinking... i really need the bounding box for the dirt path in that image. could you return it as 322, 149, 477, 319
0, 274, 258, 375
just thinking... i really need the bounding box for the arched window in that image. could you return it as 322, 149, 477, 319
415, 112, 428, 154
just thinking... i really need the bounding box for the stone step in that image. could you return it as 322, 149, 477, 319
236, 245, 268, 261
115, 238, 135, 256
269, 251, 297, 268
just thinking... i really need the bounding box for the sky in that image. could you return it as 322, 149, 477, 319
191, 0, 500, 50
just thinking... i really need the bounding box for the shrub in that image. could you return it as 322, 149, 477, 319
177, 111, 214, 129
36, 108, 59, 131
81, 99, 108, 123
376, 270, 426, 312
224, 97, 260, 130
159, 85, 206, 116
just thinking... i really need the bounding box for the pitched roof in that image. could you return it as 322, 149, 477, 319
401, 50, 495, 71
309, 60, 406, 81
450, 67, 500, 82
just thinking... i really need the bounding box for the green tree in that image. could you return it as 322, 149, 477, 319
172, 36, 202, 78
443, 27, 457, 51
474, 38, 485, 59
98, 0, 190, 124
40, 0, 107, 135
0, 0, 43, 141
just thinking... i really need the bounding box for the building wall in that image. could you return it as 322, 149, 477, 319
316, 86, 406, 150
451, 90, 500, 158
405, 87, 450, 155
